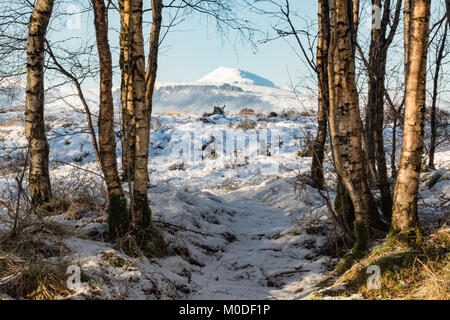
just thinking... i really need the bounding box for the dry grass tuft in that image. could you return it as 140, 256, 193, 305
321, 228, 449, 300
115, 227, 168, 259
101, 251, 135, 269
0, 251, 76, 300
0, 221, 70, 259
13, 260, 74, 300
0, 254, 22, 279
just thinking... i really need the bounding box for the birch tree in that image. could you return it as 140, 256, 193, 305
93, 0, 130, 239
25, 0, 54, 209
119, 0, 136, 181
428, 17, 448, 169
310, 0, 330, 190
391, 0, 431, 239
132, 0, 162, 230
328, 0, 378, 256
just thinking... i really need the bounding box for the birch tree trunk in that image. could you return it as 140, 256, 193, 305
131, 0, 162, 230
93, 0, 130, 239
328, 0, 377, 256
428, 23, 447, 169
351, 0, 359, 52
25, 0, 54, 209
145, 0, 163, 117
311, 0, 330, 189
391, 0, 430, 237
119, 0, 136, 181
404, 0, 412, 80
392, 0, 412, 179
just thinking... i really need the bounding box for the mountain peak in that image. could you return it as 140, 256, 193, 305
197, 67, 276, 88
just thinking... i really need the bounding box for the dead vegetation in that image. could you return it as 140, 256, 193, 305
315, 226, 449, 300
236, 119, 257, 130
0, 220, 76, 300
115, 226, 168, 259
0, 167, 104, 299
238, 108, 255, 117
12, 260, 75, 300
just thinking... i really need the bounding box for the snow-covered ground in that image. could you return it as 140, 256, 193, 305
0, 68, 449, 299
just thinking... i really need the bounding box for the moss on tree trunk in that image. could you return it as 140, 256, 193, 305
107, 193, 130, 240
133, 192, 152, 230
352, 220, 369, 258
334, 178, 355, 233
388, 226, 422, 247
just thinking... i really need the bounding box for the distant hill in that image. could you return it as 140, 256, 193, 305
197, 67, 277, 88
152, 67, 308, 114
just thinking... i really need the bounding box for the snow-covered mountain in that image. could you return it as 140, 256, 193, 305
152, 67, 313, 114
197, 66, 277, 88
2, 66, 450, 116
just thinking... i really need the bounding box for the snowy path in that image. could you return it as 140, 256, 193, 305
189, 188, 328, 300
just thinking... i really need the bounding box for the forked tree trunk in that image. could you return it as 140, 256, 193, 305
25, 0, 54, 209
119, 0, 136, 181
391, 0, 430, 237
93, 0, 130, 239
132, 0, 163, 230
328, 0, 379, 256
428, 23, 447, 169
311, 0, 330, 189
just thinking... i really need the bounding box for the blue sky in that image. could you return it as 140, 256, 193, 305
49, 0, 449, 98
51, 1, 317, 88
155, 2, 317, 86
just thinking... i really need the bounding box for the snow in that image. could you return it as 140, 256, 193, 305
188, 179, 330, 300
198, 67, 277, 88
151, 67, 316, 114
0, 69, 449, 300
